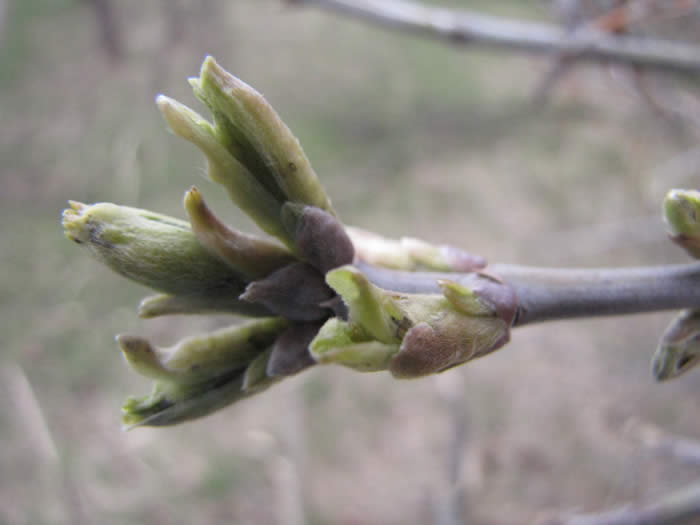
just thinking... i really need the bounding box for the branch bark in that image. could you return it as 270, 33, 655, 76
290, 0, 700, 74
357, 261, 700, 327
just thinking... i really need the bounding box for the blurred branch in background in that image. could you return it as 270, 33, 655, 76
542, 481, 700, 525
536, 0, 700, 103
288, 0, 700, 74
629, 419, 700, 468
0, 0, 5, 41
83, 0, 122, 62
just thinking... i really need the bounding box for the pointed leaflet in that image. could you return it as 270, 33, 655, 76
156, 95, 288, 244
184, 186, 295, 279
191, 56, 335, 213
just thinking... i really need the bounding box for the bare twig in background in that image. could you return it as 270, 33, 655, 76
0, 0, 6, 41
433, 373, 470, 525
3, 364, 58, 463
541, 481, 700, 524
627, 420, 700, 467
533, 0, 589, 104
84, 0, 122, 62
162, 0, 186, 45
3, 364, 84, 524
649, 148, 700, 198
289, 0, 700, 73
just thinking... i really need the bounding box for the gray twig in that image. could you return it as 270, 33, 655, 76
358, 262, 700, 327
541, 481, 700, 525
290, 0, 700, 74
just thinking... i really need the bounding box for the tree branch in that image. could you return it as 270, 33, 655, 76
632, 420, 700, 468
290, 0, 700, 74
357, 262, 700, 327
542, 481, 700, 525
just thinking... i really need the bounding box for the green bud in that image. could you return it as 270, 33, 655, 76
190, 56, 335, 213
156, 95, 289, 244
652, 309, 700, 381
241, 262, 333, 321
61, 201, 246, 298
324, 266, 512, 378
310, 318, 399, 372
440, 274, 518, 326
281, 203, 355, 274
184, 186, 295, 279
438, 279, 495, 317
119, 318, 288, 427
664, 189, 700, 259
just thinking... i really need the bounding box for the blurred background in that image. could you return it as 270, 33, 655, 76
2, 1, 700, 523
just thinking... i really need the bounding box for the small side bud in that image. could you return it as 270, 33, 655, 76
241, 262, 334, 321
664, 189, 700, 259
445, 273, 518, 326
438, 279, 495, 317
184, 186, 295, 279
282, 203, 355, 274
652, 309, 700, 381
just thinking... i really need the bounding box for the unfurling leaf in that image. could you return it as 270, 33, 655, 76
184, 186, 295, 279
192, 56, 335, 213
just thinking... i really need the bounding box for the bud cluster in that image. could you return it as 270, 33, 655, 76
62, 57, 518, 426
